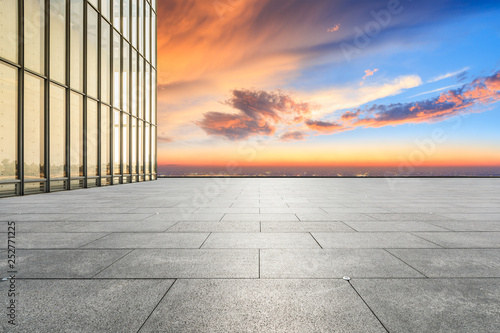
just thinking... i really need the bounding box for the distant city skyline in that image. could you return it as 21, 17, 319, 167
157, 0, 500, 175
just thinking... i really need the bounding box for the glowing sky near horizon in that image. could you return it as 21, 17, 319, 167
156, 0, 500, 169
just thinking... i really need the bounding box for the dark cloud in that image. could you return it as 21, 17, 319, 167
197, 89, 314, 140
305, 119, 344, 132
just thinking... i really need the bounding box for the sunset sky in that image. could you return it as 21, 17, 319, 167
156, 0, 500, 173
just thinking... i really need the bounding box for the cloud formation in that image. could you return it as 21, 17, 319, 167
197, 89, 315, 140
362, 69, 379, 80
327, 24, 341, 32
280, 131, 306, 141
305, 120, 344, 133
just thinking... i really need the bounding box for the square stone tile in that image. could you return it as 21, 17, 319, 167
312, 232, 439, 248
344, 221, 448, 232
96, 249, 258, 278
139, 279, 386, 333
69, 220, 178, 232
429, 221, 500, 231
201, 233, 320, 249
414, 232, 500, 248
261, 249, 423, 278
82, 233, 209, 249
261, 221, 355, 232
0, 279, 174, 333
366, 213, 453, 221
167, 221, 260, 232
222, 213, 299, 222
3, 233, 108, 249
388, 249, 500, 277
351, 279, 500, 333
0, 249, 130, 278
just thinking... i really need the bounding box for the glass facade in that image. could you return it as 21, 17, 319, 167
0, 0, 157, 197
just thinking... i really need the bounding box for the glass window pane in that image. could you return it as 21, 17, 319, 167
123, 0, 129, 40
131, 50, 137, 116
138, 57, 143, 119
87, 6, 98, 98
122, 42, 129, 111
87, 99, 98, 176
0, 63, 18, 180
145, 5, 150, 61
138, 0, 143, 55
101, 20, 111, 104
152, 69, 156, 125
138, 120, 143, 173
122, 113, 129, 174
145, 122, 150, 173
113, 30, 120, 107
24, 0, 45, 74
113, 109, 120, 174
70, 92, 83, 177
49, 84, 66, 178
0, 0, 18, 63
152, 13, 156, 67
113, 0, 120, 32
101, 104, 110, 175
131, 0, 137, 49
151, 125, 156, 173
89, 0, 98, 9
24, 73, 45, 179
70, 0, 84, 91
145, 64, 150, 122
50, 0, 66, 84
102, 0, 110, 20
131, 117, 137, 174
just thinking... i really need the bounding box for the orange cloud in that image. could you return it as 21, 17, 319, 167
305, 120, 344, 133
362, 68, 379, 80
280, 131, 306, 141
327, 24, 341, 32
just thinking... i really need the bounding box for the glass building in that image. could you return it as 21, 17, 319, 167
0, 0, 157, 197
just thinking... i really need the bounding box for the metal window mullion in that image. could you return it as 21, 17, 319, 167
83, 1, 88, 188
97, 8, 102, 185
109, 0, 114, 185
18, 0, 25, 196
45, 0, 50, 192
65, 0, 71, 190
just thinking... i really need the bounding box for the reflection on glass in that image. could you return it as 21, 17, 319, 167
113, 30, 120, 107
24, 73, 45, 179
138, 0, 143, 55
123, 0, 129, 40
87, 6, 99, 98
101, 105, 111, 175
131, 0, 137, 49
138, 57, 143, 118
131, 117, 137, 174
145, 122, 150, 173
101, 20, 111, 104
70, 0, 84, 91
152, 13, 156, 67
87, 100, 98, 176
131, 50, 137, 116
145, 64, 150, 122
113, 0, 120, 32
113, 109, 121, 174
70, 92, 83, 177
101, 0, 110, 20
152, 126, 156, 173
0, 0, 18, 63
122, 42, 129, 111
138, 120, 143, 173
145, 4, 150, 61
122, 113, 129, 174
24, 0, 45, 74
0, 63, 17, 180
88, 0, 98, 8
50, 0, 66, 84
152, 69, 156, 124
49, 84, 66, 178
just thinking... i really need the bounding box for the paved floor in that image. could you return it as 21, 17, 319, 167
1, 178, 499, 332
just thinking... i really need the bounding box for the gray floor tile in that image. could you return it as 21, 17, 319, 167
366, 213, 453, 221
261, 249, 423, 278
69, 220, 178, 232
4, 233, 108, 249
0, 249, 129, 278
351, 279, 500, 333
261, 221, 355, 232
167, 221, 260, 232
139, 279, 386, 333
96, 249, 258, 278
0, 279, 174, 333
312, 232, 440, 248
428, 221, 500, 231
222, 213, 299, 221
81, 232, 209, 248
388, 249, 500, 277
415, 232, 500, 248
201, 232, 320, 248
344, 221, 448, 232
